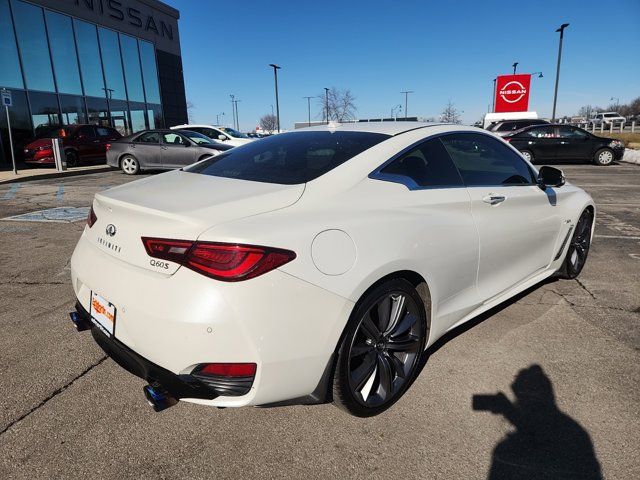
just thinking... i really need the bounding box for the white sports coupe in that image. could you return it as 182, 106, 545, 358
69, 122, 595, 417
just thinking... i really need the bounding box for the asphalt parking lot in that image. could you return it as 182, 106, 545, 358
0, 163, 639, 479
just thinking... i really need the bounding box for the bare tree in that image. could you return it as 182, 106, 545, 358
259, 113, 278, 133
440, 100, 462, 124
317, 87, 357, 122
187, 100, 196, 123
577, 105, 596, 119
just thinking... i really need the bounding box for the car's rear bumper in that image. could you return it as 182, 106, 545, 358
70, 231, 353, 407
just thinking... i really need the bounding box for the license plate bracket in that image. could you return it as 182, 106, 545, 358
90, 291, 116, 337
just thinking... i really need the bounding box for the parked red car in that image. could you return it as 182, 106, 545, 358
23, 125, 122, 167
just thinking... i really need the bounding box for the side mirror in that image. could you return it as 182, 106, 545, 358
218, 134, 227, 141
538, 166, 565, 189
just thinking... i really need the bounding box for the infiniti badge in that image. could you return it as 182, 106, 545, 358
105, 224, 117, 237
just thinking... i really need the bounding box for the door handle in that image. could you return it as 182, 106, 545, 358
92, 140, 101, 143
482, 194, 506, 205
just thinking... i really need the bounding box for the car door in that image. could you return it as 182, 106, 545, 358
73, 126, 100, 159
441, 133, 563, 302
556, 126, 592, 160
130, 131, 162, 168
518, 125, 560, 160
161, 132, 195, 168
372, 137, 480, 332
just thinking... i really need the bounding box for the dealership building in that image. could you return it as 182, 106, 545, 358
0, 0, 187, 167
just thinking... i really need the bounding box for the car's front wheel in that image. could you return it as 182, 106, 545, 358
120, 155, 140, 175
593, 148, 614, 166
558, 208, 593, 279
332, 278, 427, 417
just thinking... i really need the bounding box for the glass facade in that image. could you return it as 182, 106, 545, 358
0, 0, 164, 166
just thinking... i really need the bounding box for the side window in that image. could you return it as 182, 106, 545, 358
496, 122, 516, 132
558, 126, 588, 139
440, 133, 535, 187
162, 132, 187, 145
136, 132, 160, 143
95, 127, 113, 137
77, 126, 95, 138
378, 138, 463, 188
523, 126, 557, 138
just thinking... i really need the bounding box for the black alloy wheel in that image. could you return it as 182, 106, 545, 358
558, 209, 593, 279
333, 279, 427, 417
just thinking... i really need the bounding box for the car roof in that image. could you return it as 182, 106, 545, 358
289, 121, 450, 136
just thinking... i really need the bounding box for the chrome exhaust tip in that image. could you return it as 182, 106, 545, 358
143, 384, 178, 412
69, 311, 91, 332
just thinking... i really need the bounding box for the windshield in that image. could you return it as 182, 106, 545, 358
218, 127, 249, 139
604, 113, 619, 118
186, 131, 390, 185
180, 130, 215, 145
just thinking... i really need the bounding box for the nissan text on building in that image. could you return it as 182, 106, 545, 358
0, 0, 187, 167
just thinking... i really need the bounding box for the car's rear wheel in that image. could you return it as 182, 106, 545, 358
120, 155, 140, 175
65, 150, 79, 167
520, 149, 534, 163
558, 209, 593, 279
594, 148, 614, 166
332, 278, 427, 417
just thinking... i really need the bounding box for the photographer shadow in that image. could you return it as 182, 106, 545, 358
473, 365, 602, 479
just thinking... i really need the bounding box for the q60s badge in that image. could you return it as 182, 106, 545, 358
150, 259, 170, 269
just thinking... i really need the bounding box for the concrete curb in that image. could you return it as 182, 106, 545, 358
0, 166, 114, 185
620, 148, 640, 165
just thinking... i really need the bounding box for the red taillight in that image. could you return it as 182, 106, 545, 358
504, 138, 512, 143
198, 363, 257, 377
141, 237, 296, 281
87, 206, 97, 228
105, 143, 111, 151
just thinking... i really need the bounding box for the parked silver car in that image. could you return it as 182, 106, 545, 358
106, 129, 233, 175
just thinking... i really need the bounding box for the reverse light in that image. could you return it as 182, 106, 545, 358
141, 237, 296, 281
87, 206, 97, 228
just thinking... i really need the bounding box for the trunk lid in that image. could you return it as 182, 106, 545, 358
86, 170, 304, 274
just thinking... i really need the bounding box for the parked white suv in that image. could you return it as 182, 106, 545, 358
590, 112, 625, 127
171, 125, 254, 147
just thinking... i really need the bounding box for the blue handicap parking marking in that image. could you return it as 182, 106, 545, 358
2, 206, 90, 223
56, 186, 65, 201
3, 184, 21, 200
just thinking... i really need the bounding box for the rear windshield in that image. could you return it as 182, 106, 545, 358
187, 131, 390, 184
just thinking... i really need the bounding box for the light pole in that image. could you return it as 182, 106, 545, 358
492, 78, 497, 112
216, 112, 224, 125
230, 94, 236, 129
391, 104, 402, 120
269, 64, 281, 133
401, 91, 413, 120
512, 62, 519, 74
531, 71, 544, 78
551, 23, 569, 122
303, 96, 314, 126
234, 99, 241, 130
324, 87, 329, 123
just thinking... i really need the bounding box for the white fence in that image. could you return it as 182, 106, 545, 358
559, 118, 636, 134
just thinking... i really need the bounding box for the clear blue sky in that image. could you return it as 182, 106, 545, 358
168, 0, 640, 130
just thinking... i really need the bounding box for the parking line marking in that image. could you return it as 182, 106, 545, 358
3, 184, 20, 200
595, 235, 640, 240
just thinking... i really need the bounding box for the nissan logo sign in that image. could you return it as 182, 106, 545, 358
499, 80, 527, 104
105, 224, 117, 237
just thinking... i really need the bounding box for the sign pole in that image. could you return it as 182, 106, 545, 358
5, 104, 16, 175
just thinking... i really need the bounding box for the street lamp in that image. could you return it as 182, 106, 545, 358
531, 71, 544, 78
230, 94, 236, 130
324, 87, 329, 123
512, 62, 519, 74
610, 97, 620, 109
401, 90, 413, 120
551, 23, 569, 122
216, 112, 224, 125
391, 104, 402, 120
269, 64, 281, 133
303, 96, 314, 126
234, 99, 241, 130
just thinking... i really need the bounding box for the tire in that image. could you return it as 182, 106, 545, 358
65, 150, 79, 168
557, 209, 593, 279
520, 149, 534, 163
120, 155, 140, 175
332, 278, 427, 417
593, 148, 614, 166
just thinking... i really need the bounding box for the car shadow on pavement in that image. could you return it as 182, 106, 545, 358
472, 364, 602, 480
